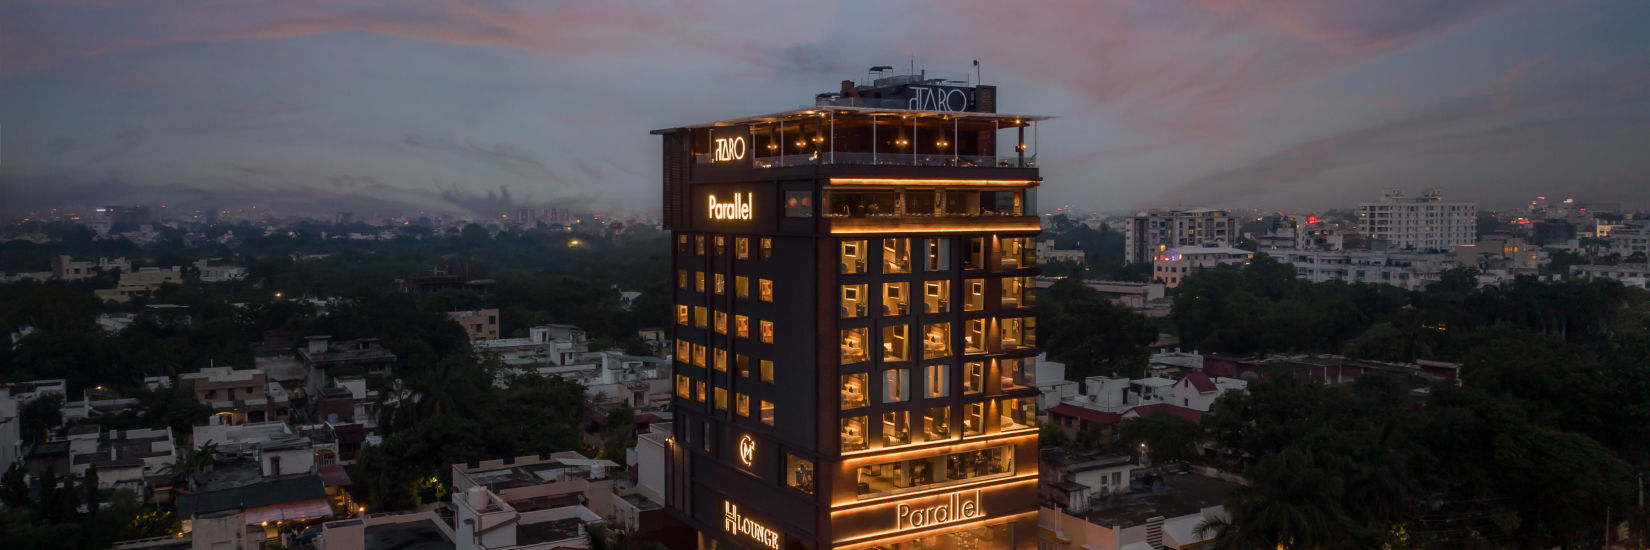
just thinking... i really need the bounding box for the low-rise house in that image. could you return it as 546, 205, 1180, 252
298, 336, 397, 396
447, 308, 500, 341
1038, 239, 1088, 264
449, 452, 617, 550
1152, 245, 1253, 288
194, 259, 249, 282
1570, 263, 1650, 289
1038, 449, 1238, 550
1279, 249, 1457, 290
475, 326, 588, 368
95, 266, 184, 302
52, 255, 130, 280
179, 366, 291, 425
63, 426, 178, 497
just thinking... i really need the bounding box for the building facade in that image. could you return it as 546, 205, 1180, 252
656, 80, 1045, 549
1357, 188, 1476, 251
1278, 249, 1457, 290
1150, 245, 1252, 288
1123, 209, 1239, 265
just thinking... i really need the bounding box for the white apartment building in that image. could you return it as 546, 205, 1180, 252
1609, 220, 1650, 259
1151, 245, 1253, 288
1358, 188, 1476, 251
1279, 249, 1458, 290
1571, 264, 1650, 289
1124, 208, 1240, 264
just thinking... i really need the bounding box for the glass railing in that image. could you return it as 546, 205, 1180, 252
706, 151, 1036, 168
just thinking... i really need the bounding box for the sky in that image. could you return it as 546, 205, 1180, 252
2, 0, 1647, 218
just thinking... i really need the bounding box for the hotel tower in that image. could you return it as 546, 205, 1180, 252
655, 74, 1048, 550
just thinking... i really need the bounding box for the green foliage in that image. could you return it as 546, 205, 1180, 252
20, 393, 63, 445
1037, 278, 1157, 379
1117, 413, 1202, 466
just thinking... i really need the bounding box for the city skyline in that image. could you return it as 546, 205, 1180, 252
3, 0, 1649, 217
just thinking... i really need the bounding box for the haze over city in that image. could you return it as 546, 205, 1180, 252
4, 0, 1648, 217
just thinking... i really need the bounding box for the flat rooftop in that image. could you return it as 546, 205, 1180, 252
654, 105, 1053, 133
1081, 472, 1238, 528
363, 520, 453, 550
516, 517, 585, 546
461, 460, 605, 493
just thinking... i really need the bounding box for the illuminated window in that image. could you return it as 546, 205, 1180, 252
854, 444, 1012, 498
881, 282, 909, 316
695, 272, 706, 292
758, 279, 773, 302
736, 237, 750, 259
675, 305, 689, 326
1002, 317, 1035, 349
841, 284, 868, 318
714, 273, 725, 294
841, 416, 867, 452
906, 189, 940, 216
964, 278, 985, 311
694, 306, 708, 329
695, 381, 707, 403
882, 410, 910, 447
760, 360, 773, 383
1001, 276, 1036, 308
760, 238, 772, 261
925, 238, 951, 271
734, 315, 749, 338
675, 375, 690, 398
882, 368, 909, 403
735, 276, 749, 298
714, 387, 728, 410
923, 280, 950, 314
695, 235, 705, 255
736, 354, 749, 377
964, 319, 987, 354
841, 373, 868, 409
883, 238, 911, 274
677, 234, 688, 253
840, 240, 867, 274
925, 364, 950, 398
713, 348, 727, 372
1000, 397, 1036, 431
714, 235, 725, 256
840, 327, 868, 364
714, 311, 727, 334
964, 361, 985, 394
1001, 358, 1032, 389
923, 323, 952, 359
736, 393, 750, 417
963, 237, 985, 269
675, 340, 690, 362
882, 324, 909, 362
760, 401, 774, 425
999, 236, 1031, 269
692, 344, 706, 367
963, 402, 985, 436
786, 455, 814, 494
759, 320, 774, 344
676, 269, 688, 289
923, 406, 952, 442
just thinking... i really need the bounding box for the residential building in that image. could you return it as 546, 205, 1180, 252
525, 351, 672, 410
95, 266, 184, 302
1124, 209, 1239, 264
1357, 188, 1476, 252
1151, 246, 1253, 288
1455, 234, 1540, 272
64, 426, 178, 497
448, 308, 501, 341
51, 255, 130, 280
474, 325, 587, 368
297, 336, 397, 396
1037, 240, 1086, 265
193, 259, 249, 282
1609, 220, 1650, 259
449, 452, 617, 550
178, 366, 292, 425
1278, 249, 1458, 290
1038, 449, 1237, 550
1571, 264, 1650, 289
655, 77, 1046, 548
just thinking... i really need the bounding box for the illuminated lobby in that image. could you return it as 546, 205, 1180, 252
656, 75, 1048, 550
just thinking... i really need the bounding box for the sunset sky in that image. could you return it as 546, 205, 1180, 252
3, 0, 1647, 217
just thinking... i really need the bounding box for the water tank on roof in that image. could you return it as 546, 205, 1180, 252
466, 486, 487, 509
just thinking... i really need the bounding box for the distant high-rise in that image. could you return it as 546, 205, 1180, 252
1357, 188, 1476, 252
655, 73, 1046, 549
1124, 208, 1239, 264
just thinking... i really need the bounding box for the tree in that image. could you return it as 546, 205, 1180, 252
83, 466, 100, 514
2, 463, 31, 507
1118, 413, 1202, 466
1038, 278, 1157, 379
20, 393, 63, 445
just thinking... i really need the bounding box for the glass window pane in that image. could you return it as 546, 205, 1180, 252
882, 369, 909, 403
841, 373, 868, 410
841, 416, 867, 451
840, 328, 868, 364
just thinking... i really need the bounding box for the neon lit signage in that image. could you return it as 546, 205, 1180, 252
714, 136, 748, 162
896, 489, 983, 530
738, 435, 755, 466
724, 501, 781, 549
907, 86, 971, 112
708, 193, 753, 221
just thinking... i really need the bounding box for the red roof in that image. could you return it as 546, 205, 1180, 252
1047, 404, 1122, 424
1181, 372, 1217, 393
633, 413, 661, 424
1124, 403, 1204, 423
318, 464, 352, 487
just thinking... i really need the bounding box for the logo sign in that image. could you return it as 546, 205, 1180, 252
737, 435, 755, 467
708, 193, 753, 221
896, 489, 983, 530
907, 85, 971, 112
714, 136, 747, 162
724, 501, 781, 549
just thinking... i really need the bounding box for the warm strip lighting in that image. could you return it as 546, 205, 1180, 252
840, 433, 1039, 464
832, 473, 1040, 509
829, 220, 1042, 235
831, 510, 1038, 549
828, 178, 1040, 187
